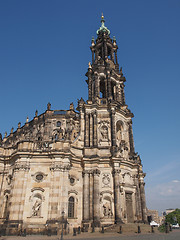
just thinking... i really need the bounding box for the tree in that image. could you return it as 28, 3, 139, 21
165, 209, 180, 224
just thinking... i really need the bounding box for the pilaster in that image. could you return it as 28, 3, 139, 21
112, 169, 122, 223
82, 170, 90, 221
85, 113, 89, 147
139, 177, 147, 223
93, 112, 97, 146
93, 169, 100, 227
111, 109, 116, 147
8, 161, 30, 221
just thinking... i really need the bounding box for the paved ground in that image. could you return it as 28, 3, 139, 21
0, 229, 180, 240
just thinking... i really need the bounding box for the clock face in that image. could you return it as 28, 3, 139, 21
102, 174, 110, 186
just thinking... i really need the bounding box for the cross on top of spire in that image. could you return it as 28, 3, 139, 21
96, 13, 110, 35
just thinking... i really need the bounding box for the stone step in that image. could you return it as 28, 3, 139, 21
105, 223, 158, 234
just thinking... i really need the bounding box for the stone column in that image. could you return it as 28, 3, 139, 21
93, 112, 97, 147
94, 73, 99, 98
104, 41, 108, 59
139, 178, 147, 223
85, 113, 89, 147
134, 175, 142, 222
116, 83, 121, 102
111, 49, 114, 62
128, 122, 135, 153
120, 84, 125, 105
107, 72, 111, 98
111, 109, 116, 147
0, 164, 6, 217
115, 50, 118, 65
89, 113, 93, 147
92, 50, 94, 64
83, 170, 90, 221
89, 171, 93, 220
104, 79, 108, 99
112, 169, 122, 223
93, 169, 100, 227
61, 165, 70, 218
88, 70, 93, 101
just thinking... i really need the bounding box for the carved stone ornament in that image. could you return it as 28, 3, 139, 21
98, 120, 110, 143
82, 169, 93, 177
69, 174, 78, 186
102, 174, 110, 187
93, 168, 101, 176
112, 169, 121, 176
6, 174, 13, 185
32, 172, 47, 183
50, 162, 71, 172
14, 162, 30, 171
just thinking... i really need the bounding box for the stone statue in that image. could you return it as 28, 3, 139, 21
35, 110, 38, 117
100, 125, 108, 140
32, 198, 41, 216
18, 122, 21, 128
103, 202, 113, 217
47, 102, 51, 111
88, 62, 92, 69
70, 102, 74, 110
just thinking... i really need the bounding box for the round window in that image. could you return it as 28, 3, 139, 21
70, 177, 75, 184
36, 174, 44, 181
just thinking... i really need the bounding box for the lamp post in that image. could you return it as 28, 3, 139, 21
61, 210, 65, 240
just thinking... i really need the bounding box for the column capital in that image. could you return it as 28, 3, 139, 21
50, 162, 71, 172
93, 168, 100, 176
112, 169, 121, 176
82, 169, 93, 177
14, 161, 30, 172
111, 109, 116, 115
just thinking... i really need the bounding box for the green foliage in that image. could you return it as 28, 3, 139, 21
165, 209, 180, 224
158, 224, 166, 232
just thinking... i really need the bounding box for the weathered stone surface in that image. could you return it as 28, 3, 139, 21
0, 16, 147, 234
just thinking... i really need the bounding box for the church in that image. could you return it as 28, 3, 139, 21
0, 15, 147, 234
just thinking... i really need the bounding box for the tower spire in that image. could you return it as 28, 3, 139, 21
96, 14, 110, 35
86, 17, 127, 104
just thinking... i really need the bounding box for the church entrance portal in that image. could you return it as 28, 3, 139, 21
125, 193, 134, 223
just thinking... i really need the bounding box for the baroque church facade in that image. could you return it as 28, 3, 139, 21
0, 16, 147, 234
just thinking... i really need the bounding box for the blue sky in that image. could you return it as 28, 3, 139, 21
0, 0, 180, 214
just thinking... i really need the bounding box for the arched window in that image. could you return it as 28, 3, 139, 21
100, 80, 106, 98
56, 121, 61, 127
68, 196, 74, 218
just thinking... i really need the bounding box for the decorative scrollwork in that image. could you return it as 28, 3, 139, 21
50, 162, 71, 172
14, 162, 30, 171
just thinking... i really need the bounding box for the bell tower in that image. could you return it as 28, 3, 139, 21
86, 14, 126, 105
81, 15, 147, 226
